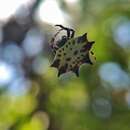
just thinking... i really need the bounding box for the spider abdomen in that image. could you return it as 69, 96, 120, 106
51, 32, 96, 77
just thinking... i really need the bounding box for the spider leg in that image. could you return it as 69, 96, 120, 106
50, 38, 58, 53
55, 24, 75, 38
70, 29, 75, 38
50, 28, 63, 52
55, 24, 70, 38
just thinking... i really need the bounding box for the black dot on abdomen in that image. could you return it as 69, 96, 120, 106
66, 45, 68, 48
73, 50, 78, 55
58, 54, 61, 57
66, 57, 71, 61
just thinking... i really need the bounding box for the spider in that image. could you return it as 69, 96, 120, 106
50, 25, 96, 77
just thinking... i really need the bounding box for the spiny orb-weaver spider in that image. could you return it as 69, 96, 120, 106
50, 25, 96, 77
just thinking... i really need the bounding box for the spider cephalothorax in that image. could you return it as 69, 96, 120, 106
50, 25, 96, 77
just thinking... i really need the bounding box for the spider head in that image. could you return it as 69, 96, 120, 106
61, 35, 67, 40
56, 35, 68, 48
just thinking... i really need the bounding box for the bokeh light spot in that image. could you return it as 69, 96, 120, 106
0, 61, 15, 86
22, 28, 44, 57
8, 77, 31, 97
32, 56, 49, 75
99, 62, 130, 90
3, 42, 24, 64
112, 16, 130, 49
37, 0, 65, 25
0, 0, 32, 21
92, 97, 112, 119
